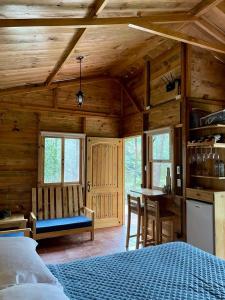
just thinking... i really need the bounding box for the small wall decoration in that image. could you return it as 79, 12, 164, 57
162, 72, 181, 93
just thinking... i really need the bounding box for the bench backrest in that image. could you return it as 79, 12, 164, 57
32, 185, 84, 220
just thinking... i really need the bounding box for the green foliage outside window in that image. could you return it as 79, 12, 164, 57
44, 137, 62, 183
124, 136, 142, 199
44, 137, 80, 184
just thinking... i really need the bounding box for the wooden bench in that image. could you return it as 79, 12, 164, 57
30, 185, 94, 240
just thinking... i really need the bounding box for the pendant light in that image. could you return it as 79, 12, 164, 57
76, 56, 84, 106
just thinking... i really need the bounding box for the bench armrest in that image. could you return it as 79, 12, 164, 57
0, 228, 31, 237
83, 207, 95, 220
29, 212, 37, 235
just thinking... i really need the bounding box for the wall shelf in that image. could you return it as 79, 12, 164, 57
191, 175, 225, 180
187, 142, 225, 148
189, 124, 225, 131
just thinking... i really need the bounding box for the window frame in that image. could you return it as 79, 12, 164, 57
38, 131, 85, 187
146, 127, 174, 191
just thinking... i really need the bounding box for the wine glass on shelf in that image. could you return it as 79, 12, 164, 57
196, 148, 203, 175
189, 147, 197, 174
213, 149, 220, 177
202, 148, 208, 176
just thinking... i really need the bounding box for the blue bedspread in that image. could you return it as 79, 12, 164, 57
48, 242, 225, 300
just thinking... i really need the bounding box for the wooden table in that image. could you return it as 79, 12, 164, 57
0, 214, 27, 230
130, 188, 172, 245
130, 188, 166, 199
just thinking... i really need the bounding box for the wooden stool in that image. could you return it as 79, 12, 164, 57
126, 194, 144, 250
143, 198, 176, 247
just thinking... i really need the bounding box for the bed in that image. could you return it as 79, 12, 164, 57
48, 242, 225, 300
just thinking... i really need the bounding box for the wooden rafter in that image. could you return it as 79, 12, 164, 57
0, 14, 195, 28
128, 23, 225, 54
196, 18, 225, 44
189, 0, 224, 17
45, 0, 108, 86
115, 79, 142, 113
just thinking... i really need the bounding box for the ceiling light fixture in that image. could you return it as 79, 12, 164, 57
76, 56, 84, 106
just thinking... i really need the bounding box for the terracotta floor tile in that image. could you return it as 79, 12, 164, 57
38, 225, 137, 264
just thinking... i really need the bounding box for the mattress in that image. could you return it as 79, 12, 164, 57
48, 242, 225, 300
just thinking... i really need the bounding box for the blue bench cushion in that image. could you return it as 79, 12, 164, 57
0, 232, 24, 237
36, 216, 92, 234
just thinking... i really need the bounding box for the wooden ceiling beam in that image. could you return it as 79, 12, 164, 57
196, 18, 225, 44
94, 0, 108, 15
45, 0, 108, 86
0, 14, 195, 28
189, 0, 224, 17
128, 23, 225, 54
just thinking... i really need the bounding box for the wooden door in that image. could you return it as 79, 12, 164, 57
86, 137, 123, 229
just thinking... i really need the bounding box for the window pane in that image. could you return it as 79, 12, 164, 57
153, 133, 170, 160
64, 139, 80, 183
44, 138, 62, 183
152, 162, 171, 188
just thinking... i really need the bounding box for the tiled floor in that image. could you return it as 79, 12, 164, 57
38, 225, 137, 264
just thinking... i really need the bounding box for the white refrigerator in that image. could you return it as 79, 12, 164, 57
186, 199, 214, 254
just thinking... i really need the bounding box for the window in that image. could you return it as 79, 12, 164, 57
147, 128, 173, 190
39, 132, 85, 185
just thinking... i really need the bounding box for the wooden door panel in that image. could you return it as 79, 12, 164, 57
87, 137, 123, 229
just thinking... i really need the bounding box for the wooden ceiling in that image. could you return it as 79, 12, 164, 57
0, 0, 225, 90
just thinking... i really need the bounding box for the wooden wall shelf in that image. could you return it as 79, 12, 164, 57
189, 124, 225, 131
187, 142, 225, 148
191, 175, 225, 180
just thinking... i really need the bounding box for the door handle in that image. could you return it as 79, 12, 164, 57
87, 181, 91, 192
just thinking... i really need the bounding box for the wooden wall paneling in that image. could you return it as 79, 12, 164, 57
85, 117, 120, 138
56, 80, 122, 115
151, 67, 181, 106
0, 90, 53, 108
148, 100, 181, 129
53, 88, 58, 109
0, 111, 38, 213
0, 78, 121, 215
122, 113, 143, 137
122, 91, 138, 117
150, 45, 181, 106
39, 113, 84, 133
124, 70, 145, 114
190, 46, 225, 100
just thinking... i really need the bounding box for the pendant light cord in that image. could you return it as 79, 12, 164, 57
80, 57, 82, 91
